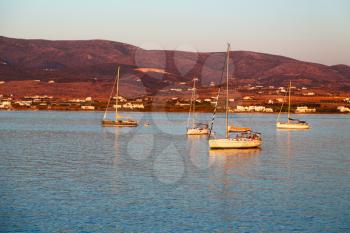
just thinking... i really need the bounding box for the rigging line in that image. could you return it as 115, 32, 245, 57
103, 66, 119, 119
192, 78, 197, 127
209, 47, 230, 137
276, 85, 289, 122
187, 78, 195, 129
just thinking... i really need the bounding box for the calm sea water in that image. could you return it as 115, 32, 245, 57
0, 111, 349, 232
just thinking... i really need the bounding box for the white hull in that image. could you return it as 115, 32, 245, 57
187, 128, 209, 135
209, 138, 262, 149
276, 122, 309, 129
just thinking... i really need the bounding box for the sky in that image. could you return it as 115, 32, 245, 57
1, 0, 350, 65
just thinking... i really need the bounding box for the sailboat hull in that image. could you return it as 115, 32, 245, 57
187, 128, 209, 135
276, 122, 309, 129
102, 119, 138, 127
209, 138, 262, 149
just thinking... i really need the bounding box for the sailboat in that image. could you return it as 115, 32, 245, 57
208, 44, 262, 149
276, 81, 310, 129
101, 66, 138, 127
186, 78, 209, 135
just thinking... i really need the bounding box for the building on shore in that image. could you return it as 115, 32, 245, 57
81, 105, 95, 110
343, 98, 350, 103
337, 106, 350, 113
235, 105, 273, 113
14, 100, 32, 107
0, 100, 12, 109
123, 102, 145, 109
113, 102, 145, 110
295, 106, 316, 113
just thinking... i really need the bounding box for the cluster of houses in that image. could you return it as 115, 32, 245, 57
1, 89, 350, 113
295, 106, 316, 113
343, 98, 350, 103
234, 105, 274, 113
0, 94, 147, 111
241, 84, 317, 96
113, 96, 145, 110
0, 94, 14, 109
161, 83, 320, 97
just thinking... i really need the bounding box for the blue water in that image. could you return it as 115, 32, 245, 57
0, 111, 349, 232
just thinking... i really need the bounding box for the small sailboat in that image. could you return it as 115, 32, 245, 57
276, 81, 310, 129
208, 43, 262, 149
102, 66, 138, 127
186, 77, 209, 135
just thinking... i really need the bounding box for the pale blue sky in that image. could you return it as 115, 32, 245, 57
1, 0, 349, 65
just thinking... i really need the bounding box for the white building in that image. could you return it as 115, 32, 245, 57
295, 106, 316, 113
175, 101, 190, 107
170, 88, 183, 92
343, 98, 350, 103
337, 106, 350, 113
113, 104, 122, 109
25, 95, 53, 99
276, 98, 284, 103
15, 100, 32, 106
81, 106, 95, 110
123, 102, 145, 109
235, 105, 273, 112
48, 80, 55, 84
113, 96, 127, 102
303, 92, 315, 96
69, 99, 85, 103
0, 101, 12, 109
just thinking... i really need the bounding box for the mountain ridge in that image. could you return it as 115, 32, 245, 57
1, 36, 350, 94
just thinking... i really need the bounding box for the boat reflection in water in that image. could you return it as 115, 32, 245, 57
208, 148, 262, 201
209, 148, 261, 172
209, 148, 261, 157
187, 135, 213, 169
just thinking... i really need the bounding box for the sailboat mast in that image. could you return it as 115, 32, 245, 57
225, 43, 230, 139
287, 81, 291, 122
115, 66, 120, 120
192, 78, 197, 127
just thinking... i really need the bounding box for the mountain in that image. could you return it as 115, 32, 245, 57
1, 36, 350, 98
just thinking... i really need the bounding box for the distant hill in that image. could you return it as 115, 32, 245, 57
1, 36, 350, 97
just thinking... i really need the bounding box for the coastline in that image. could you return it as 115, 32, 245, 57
1, 109, 348, 114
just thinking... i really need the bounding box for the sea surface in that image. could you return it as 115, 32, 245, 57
0, 111, 349, 233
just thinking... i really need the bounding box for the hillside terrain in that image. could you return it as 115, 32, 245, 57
1, 36, 350, 99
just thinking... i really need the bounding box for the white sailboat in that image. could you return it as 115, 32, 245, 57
102, 66, 138, 127
209, 44, 262, 149
186, 78, 209, 135
276, 81, 310, 129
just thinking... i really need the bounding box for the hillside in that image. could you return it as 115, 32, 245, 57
1, 36, 350, 98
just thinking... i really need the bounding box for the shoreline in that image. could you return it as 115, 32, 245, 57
1, 109, 348, 115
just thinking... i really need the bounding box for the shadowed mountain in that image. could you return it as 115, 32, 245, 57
1, 36, 350, 96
